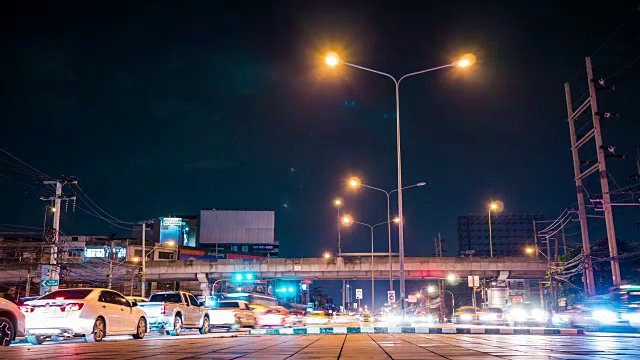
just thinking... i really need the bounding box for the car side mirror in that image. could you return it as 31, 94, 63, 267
131, 301, 138, 307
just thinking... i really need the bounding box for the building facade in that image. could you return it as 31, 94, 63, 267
457, 213, 543, 257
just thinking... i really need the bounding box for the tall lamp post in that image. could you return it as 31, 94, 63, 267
333, 198, 343, 256
487, 201, 503, 257
341, 214, 399, 313
347, 177, 426, 293
135, 240, 176, 297
326, 52, 475, 320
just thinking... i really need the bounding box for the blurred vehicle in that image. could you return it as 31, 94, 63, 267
256, 306, 303, 328
413, 312, 435, 324
612, 284, 640, 328
305, 311, 329, 325
478, 307, 506, 326
249, 304, 270, 316
330, 313, 352, 324
552, 300, 630, 331
288, 309, 306, 327
505, 303, 548, 327
126, 296, 148, 304
452, 306, 480, 324
373, 313, 383, 322
21, 288, 147, 344
360, 313, 372, 322
1, 297, 25, 346
208, 300, 256, 330
138, 291, 209, 336
16, 296, 40, 307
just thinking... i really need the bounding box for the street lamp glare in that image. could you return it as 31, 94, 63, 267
447, 274, 457, 282
490, 203, 498, 210
416, 182, 427, 187
427, 285, 435, 293
347, 177, 361, 188
416, 293, 422, 298
323, 251, 331, 259
334, 198, 343, 207
392, 217, 400, 223
525, 247, 535, 254
132, 257, 140, 263
342, 215, 353, 225
325, 52, 340, 67
166, 240, 176, 247
457, 53, 476, 68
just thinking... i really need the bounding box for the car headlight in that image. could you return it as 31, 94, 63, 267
508, 309, 527, 321
532, 309, 548, 320
461, 314, 473, 321
426, 314, 434, 323
480, 313, 497, 321
592, 309, 618, 324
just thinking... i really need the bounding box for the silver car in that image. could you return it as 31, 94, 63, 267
0, 298, 26, 346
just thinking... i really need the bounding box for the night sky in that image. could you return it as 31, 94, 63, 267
2, 1, 639, 307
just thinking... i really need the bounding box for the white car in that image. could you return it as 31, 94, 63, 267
0, 298, 25, 346
21, 288, 148, 344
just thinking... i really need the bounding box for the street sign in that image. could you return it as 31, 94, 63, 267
467, 275, 479, 288
355, 288, 363, 299
408, 295, 417, 303
42, 279, 59, 287
387, 290, 396, 303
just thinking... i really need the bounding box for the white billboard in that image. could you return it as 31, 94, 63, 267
199, 210, 275, 245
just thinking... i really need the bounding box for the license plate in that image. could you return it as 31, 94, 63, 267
41, 308, 53, 315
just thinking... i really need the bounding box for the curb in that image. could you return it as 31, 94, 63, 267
249, 327, 585, 335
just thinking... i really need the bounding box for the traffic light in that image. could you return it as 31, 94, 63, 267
232, 273, 255, 282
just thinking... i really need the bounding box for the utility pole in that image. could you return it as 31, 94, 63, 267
586, 57, 621, 286
141, 222, 146, 298
564, 56, 621, 293
108, 239, 115, 289
532, 220, 539, 256
39, 177, 76, 295
561, 227, 567, 256
555, 234, 559, 263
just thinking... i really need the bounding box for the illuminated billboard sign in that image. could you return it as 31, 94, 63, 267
162, 217, 182, 226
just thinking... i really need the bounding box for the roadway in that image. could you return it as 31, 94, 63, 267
5, 331, 640, 359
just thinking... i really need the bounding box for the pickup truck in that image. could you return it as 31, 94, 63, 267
208, 300, 256, 330
138, 291, 209, 336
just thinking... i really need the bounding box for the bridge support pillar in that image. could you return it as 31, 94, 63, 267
196, 273, 210, 296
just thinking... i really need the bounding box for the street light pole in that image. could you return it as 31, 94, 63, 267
488, 208, 493, 257
348, 180, 426, 295
327, 52, 475, 322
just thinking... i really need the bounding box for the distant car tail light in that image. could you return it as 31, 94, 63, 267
60, 303, 85, 312
20, 306, 35, 313
160, 303, 166, 315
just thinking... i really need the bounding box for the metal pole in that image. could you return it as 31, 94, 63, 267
586, 56, 621, 286
564, 82, 596, 296
43, 182, 62, 295
533, 220, 539, 256
141, 222, 146, 298
371, 226, 375, 313
562, 227, 567, 255
386, 192, 392, 293
108, 239, 114, 289
488, 209, 493, 257
395, 82, 407, 322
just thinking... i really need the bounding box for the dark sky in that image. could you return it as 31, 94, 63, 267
2, 1, 639, 305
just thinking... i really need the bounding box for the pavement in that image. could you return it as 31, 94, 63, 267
4, 332, 640, 359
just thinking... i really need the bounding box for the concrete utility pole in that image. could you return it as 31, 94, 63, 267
563, 56, 621, 293
39, 177, 76, 295
586, 57, 621, 286
108, 239, 115, 289
141, 222, 147, 298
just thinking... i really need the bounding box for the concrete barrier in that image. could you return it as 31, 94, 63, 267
249, 327, 585, 335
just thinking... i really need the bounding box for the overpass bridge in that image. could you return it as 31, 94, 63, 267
143, 256, 549, 282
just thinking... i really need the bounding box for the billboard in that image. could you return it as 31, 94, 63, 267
199, 210, 275, 245
159, 217, 195, 247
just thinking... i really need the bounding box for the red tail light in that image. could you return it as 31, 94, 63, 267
160, 303, 166, 315
20, 306, 35, 313
60, 303, 84, 312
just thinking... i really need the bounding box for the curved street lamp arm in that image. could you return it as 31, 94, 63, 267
398, 63, 456, 84
361, 183, 390, 195
342, 62, 398, 85
389, 182, 428, 195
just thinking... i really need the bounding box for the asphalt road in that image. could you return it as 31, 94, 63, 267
5, 332, 640, 359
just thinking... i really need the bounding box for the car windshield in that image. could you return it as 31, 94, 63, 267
149, 293, 182, 303
39, 289, 92, 300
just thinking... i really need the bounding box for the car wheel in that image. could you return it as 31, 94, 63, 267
168, 316, 182, 336
133, 317, 146, 339
0, 318, 15, 346
85, 317, 106, 343
26, 335, 46, 345
199, 316, 209, 335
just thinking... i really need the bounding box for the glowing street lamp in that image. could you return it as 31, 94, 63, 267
334, 197, 344, 256
488, 201, 503, 257
447, 274, 457, 283
323, 251, 332, 259
326, 51, 475, 322
525, 247, 535, 254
